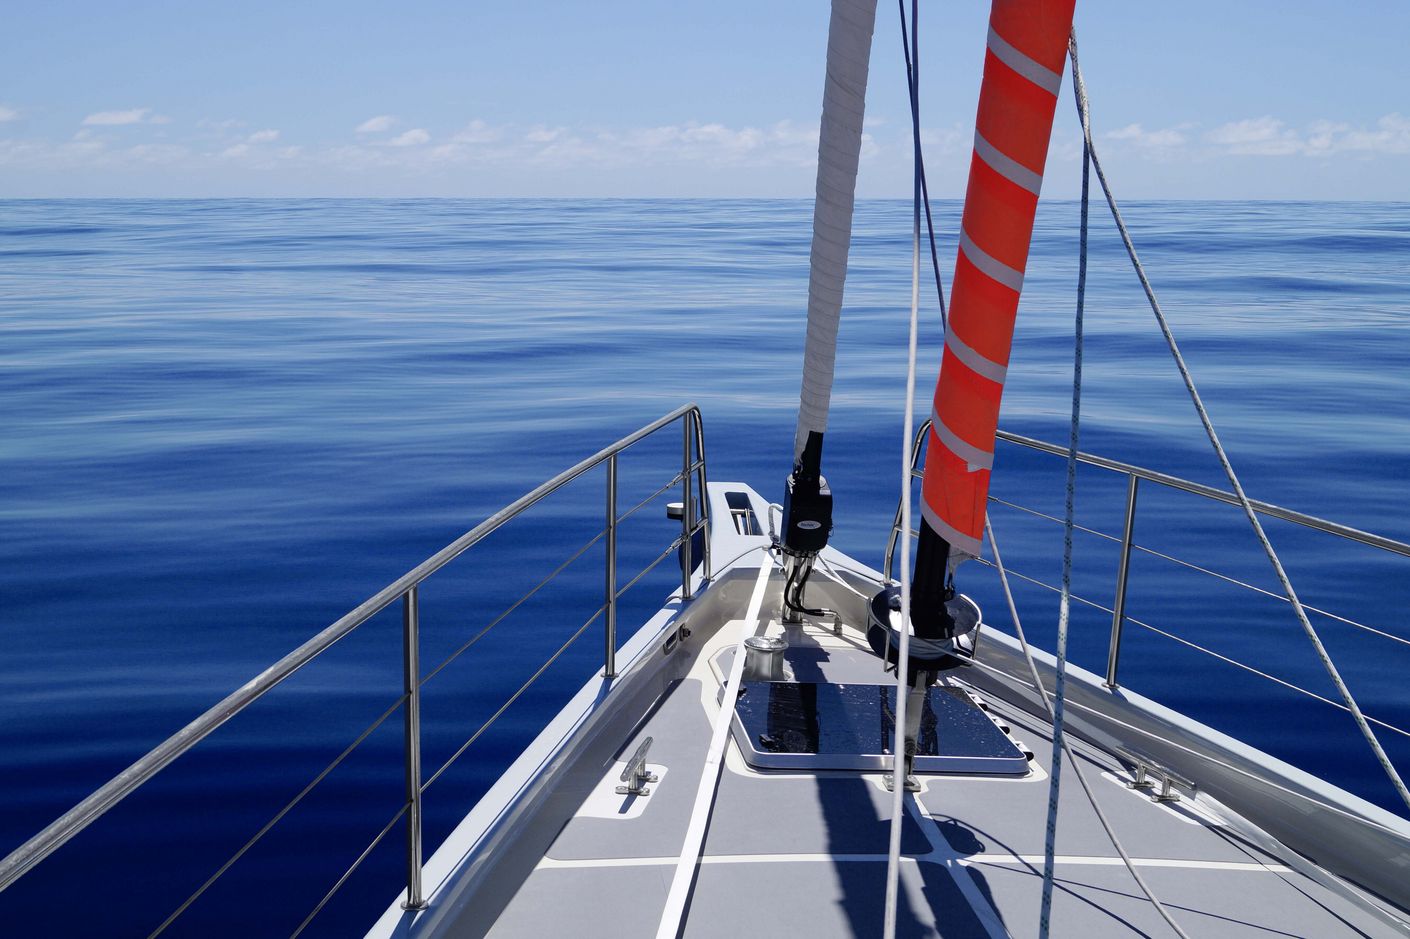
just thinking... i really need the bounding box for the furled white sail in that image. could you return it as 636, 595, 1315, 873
793, 0, 878, 463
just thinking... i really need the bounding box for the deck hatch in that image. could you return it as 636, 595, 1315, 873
731, 682, 1029, 774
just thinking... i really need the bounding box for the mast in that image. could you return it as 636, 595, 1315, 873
781, 0, 878, 570
912, 0, 1076, 637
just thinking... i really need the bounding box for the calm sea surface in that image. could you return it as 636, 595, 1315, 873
2, 198, 1408, 935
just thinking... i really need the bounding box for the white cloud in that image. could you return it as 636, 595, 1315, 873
917, 124, 967, 155
356, 115, 397, 134
82, 108, 155, 126
248, 129, 279, 144
550, 119, 822, 168
1334, 113, 1410, 155
1105, 122, 1187, 149
0, 106, 18, 123
453, 119, 500, 144
1207, 116, 1302, 156
1203, 114, 1410, 157
389, 128, 430, 147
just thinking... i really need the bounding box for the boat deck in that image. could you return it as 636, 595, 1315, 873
476, 603, 1402, 938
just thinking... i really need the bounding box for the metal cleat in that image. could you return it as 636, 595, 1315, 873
616, 737, 659, 797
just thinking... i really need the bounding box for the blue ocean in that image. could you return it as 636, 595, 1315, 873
2, 198, 1407, 936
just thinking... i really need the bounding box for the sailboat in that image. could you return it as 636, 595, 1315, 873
3, 0, 1409, 936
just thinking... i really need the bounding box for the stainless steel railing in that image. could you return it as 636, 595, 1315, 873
0, 403, 711, 934
885, 421, 1410, 729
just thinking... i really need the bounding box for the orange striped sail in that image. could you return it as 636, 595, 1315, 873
919, 0, 1075, 566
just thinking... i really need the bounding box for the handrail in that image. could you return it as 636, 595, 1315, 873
994, 429, 1410, 558
968, 554, 1410, 741
0, 403, 710, 916
886, 421, 1410, 690
887, 422, 1410, 582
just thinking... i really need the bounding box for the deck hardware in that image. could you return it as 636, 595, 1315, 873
616, 737, 659, 796
884, 741, 921, 792
1156, 768, 1194, 803
883, 773, 922, 792
742, 635, 788, 682
1119, 749, 1194, 802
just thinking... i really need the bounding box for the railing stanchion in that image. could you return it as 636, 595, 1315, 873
605, 454, 618, 678
401, 586, 426, 910
693, 409, 712, 582
681, 416, 694, 599
1106, 474, 1140, 688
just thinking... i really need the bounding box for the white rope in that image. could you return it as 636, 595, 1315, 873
1069, 30, 1410, 815
883, 1, 924, 934
655, 559, 774, 939
986, 515, 1192, 938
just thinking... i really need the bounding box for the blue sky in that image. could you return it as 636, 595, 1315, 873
3, 1, 1408, 199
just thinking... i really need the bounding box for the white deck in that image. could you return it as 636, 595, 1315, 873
477, 611, 1399, 937
368, 484, 1410, 938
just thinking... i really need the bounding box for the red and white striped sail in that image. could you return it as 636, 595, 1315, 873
920, 0, 1076, 559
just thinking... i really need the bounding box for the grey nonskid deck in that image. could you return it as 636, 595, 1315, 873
480, 607, 1404, 938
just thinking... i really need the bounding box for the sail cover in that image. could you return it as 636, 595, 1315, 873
920, 0, 1076, 559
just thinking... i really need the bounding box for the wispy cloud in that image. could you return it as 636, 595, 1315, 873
452, 120, 500, 144
9, 110, 1409, 196
1206, 114, 1410, 157
355, 115, 397, 134
388, 128, 429, 147
0, 106, 18, 123
82, 107, 163, 127
1206, 116, 1302, 156
1105, 122, 1188, 150
434, 119, 827, 168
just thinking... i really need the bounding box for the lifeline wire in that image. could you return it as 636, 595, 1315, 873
882, 0, 925, 935
986, 515, 1192, 939
1069, 30, 1410, 814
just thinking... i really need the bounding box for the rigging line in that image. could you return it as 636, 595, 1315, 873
1037, 36, 1090, 932
813, 552, 875, 601
986, 514, 1192, 938
883, 1, 925, 936
896, 0, 948, 330
1068, 29, 1410, 815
